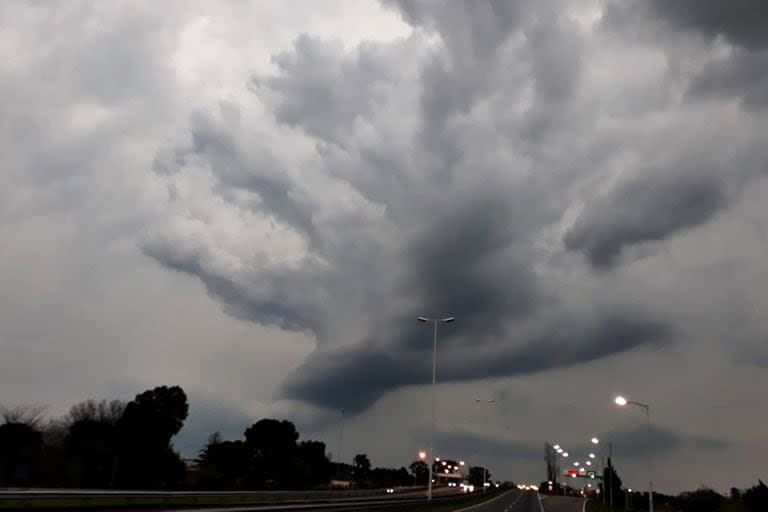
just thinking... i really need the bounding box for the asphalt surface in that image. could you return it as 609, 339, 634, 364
453, 490, 538, 512
539, 495, 585, 512
454, 491, 585, 512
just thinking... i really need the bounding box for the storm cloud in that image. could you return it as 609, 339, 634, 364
5, 0, 768, 492
141, 0, 768, 415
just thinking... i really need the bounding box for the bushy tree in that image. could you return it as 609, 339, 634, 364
244, 419, 300, 488
0, 422, 42, 485
679, 488, 725, 512
114, 385, 189, 488
409, 460, 428, 485
353, 454, 371, 487
602, 458, 624, 505
296, 440, 331, 487
469, 466, 490, 487
744, 480, 768, 512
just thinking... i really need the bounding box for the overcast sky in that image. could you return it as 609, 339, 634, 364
3, 0, 768, 493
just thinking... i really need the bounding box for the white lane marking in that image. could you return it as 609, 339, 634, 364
582, 498, 588, 512
536, 492, 545, 512
452, 489, 516, 512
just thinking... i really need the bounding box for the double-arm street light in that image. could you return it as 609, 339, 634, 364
418, 316, 455, 500
615, 395, 654, 512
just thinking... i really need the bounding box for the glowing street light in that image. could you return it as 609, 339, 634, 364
574, 462, 580, 466
589, 453, 596, 459
459, 461, 465, 466
553, 444, 561, 451
419, 451, 427, 460
562, 452, 569, 457
614, 395, 654, 512
591, 437, 600, 445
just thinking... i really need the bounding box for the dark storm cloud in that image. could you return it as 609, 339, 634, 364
606, 425, 728, 459
143, 2, 762, 420
283, 309, 670, 412
436, 430, 540, 460
404, 192, 540, 338
689, 49, 768, 109
564, 172, 730, 269
645, 0, 768, 50
146, 0, 687, 416
607, 1, 768, 108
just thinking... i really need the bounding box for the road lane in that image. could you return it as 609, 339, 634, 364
453, 490, 542, 512
540, 495, 585, 512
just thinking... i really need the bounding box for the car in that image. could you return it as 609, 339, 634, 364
386, 488, 395, 494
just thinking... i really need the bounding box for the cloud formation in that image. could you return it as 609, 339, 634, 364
5, 0, 768, 490
145, 0, 698, 414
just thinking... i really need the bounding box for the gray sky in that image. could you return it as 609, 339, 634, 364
2, 0, 768, 494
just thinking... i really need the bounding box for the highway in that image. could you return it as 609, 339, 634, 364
540, 495, 585, 512
452, 490, 585, 512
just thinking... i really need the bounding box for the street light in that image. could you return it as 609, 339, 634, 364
589, 453, 595, 459
553, 445, 561, 451
614, 395, 654, 512
418, 316, 455, 500
591, 437, 600, 444
562, 452, 569, 457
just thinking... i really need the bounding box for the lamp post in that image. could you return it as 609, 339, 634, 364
418, 316, 455, 500
615, 396, 653, 512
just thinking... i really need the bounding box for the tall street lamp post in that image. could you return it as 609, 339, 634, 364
418, 316, 455, 500
614, 395, 654, 512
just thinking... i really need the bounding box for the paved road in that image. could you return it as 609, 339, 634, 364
540, 495, 585, 512
453, 490, 539, 512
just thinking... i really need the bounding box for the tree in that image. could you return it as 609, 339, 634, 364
0, 405, 46, 429
198, 433, 250, 489
244, 419, 299, 488
370, 466, 414, 488
114, 385, 189, 488
469, 466, 490, 487
353, 454, 371, 487
0, 422, 42, 485
678, 488, 725, 512
409, 460, 428, 485
38, 419, 69, 486
744, 480, 768, 512
66, 400, 125, 426
296, 440, 331, 487
66, 418, 118, 488
602, 458, 624, 505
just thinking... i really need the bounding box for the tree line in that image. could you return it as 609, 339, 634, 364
0, 385, 441, 490
595, 459, 768, 512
